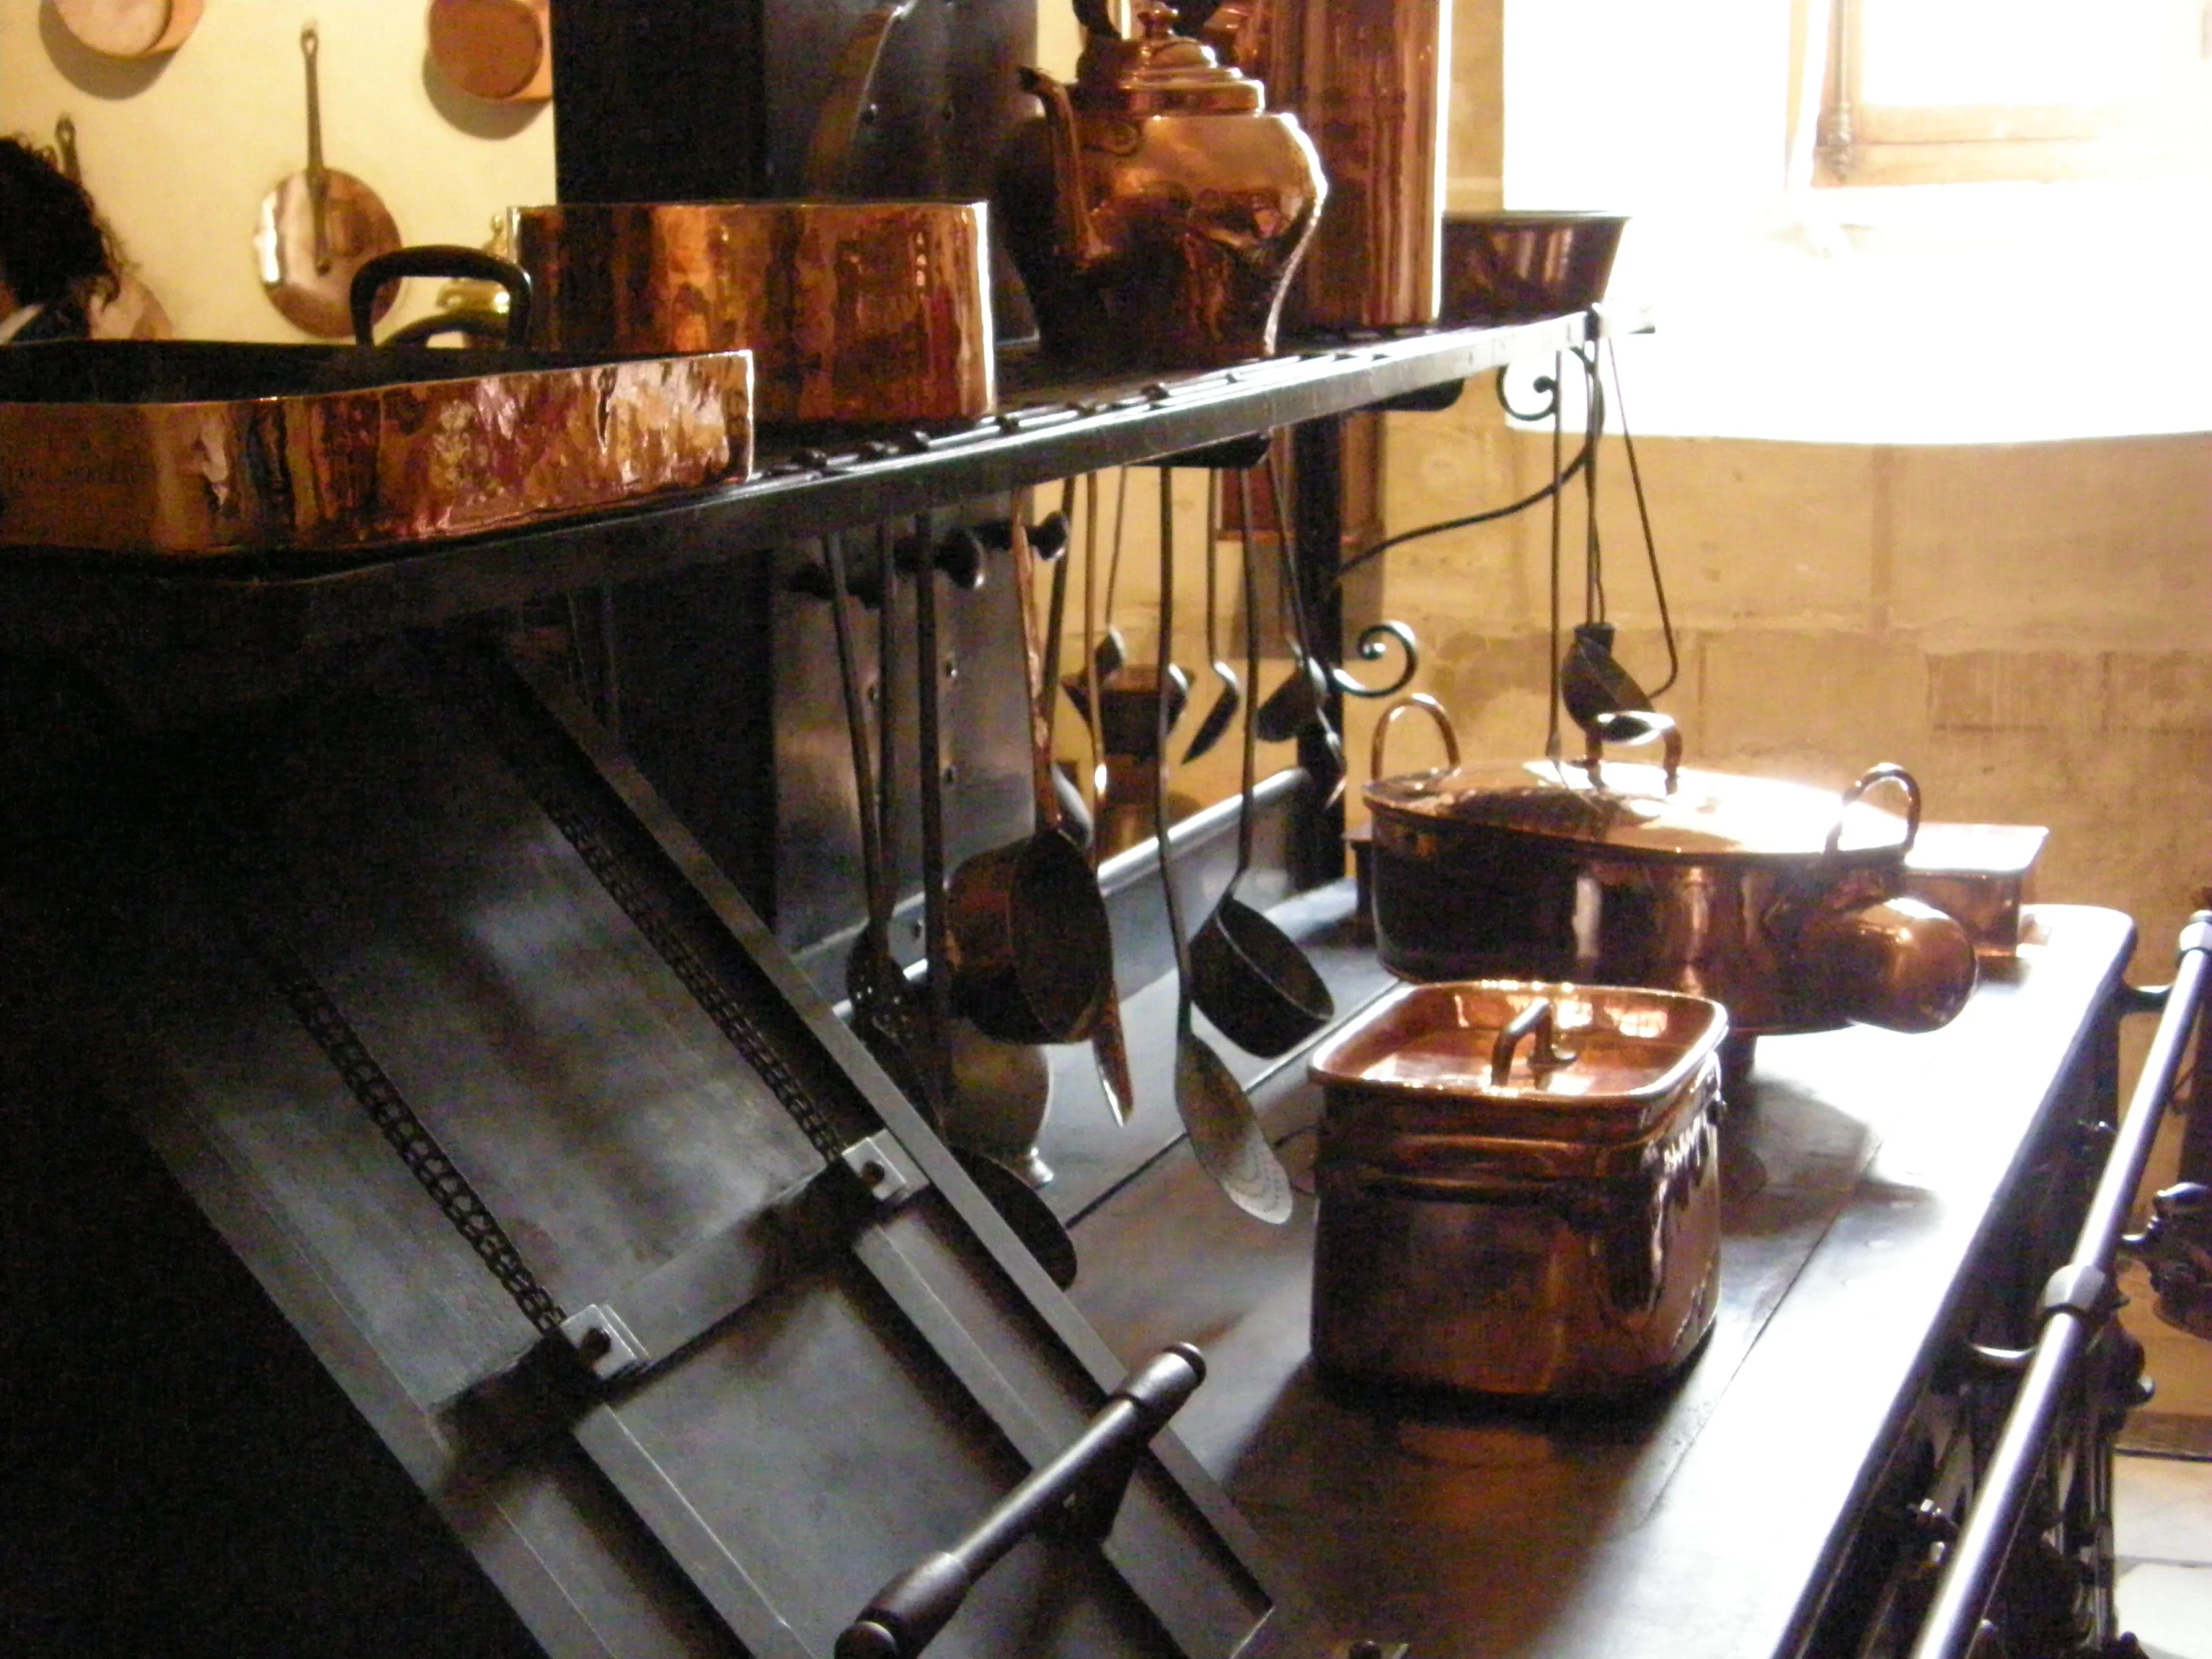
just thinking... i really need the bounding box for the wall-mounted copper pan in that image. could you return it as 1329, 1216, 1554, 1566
53, 0, 201, 58
498, 2, 993, 425
1365, 696, 1979, 1041
1309, 978, 1727, 1398
997, 1, 1325, 368
427, 0, 554, 104
0, 254, 753, 558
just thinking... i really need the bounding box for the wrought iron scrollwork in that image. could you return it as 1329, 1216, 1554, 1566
1328, 620, 1420, 700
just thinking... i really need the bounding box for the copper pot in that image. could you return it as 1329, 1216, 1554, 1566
1365, 697, 1978, 1038
506, 201, 993, 426
1310, 979, 1727, 1398
1240, 0, 1451, 329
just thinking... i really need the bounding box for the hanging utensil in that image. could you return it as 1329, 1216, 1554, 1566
1077, 473, 1137, 1125
1188, 475, 1335, 1058
1154, 467, 1295, 1223
1181, 478, 1242, 764
1248, 450, 1347, 805
1036, 481, 1094, 850
1091, 468, 1132, 684
945, 489, 1116, 1046
912, 514, 1077, 1278
258, 24, 402, 338
51, 117, 174, 341
825, 528, 939, 1122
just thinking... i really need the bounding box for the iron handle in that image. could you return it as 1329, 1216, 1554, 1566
1825, 762, 1923, 859
1370, 693, 1459, 786
834, 1345, 1206, 1659
1489, 996, 1579, 1085
349, 246, 533, 347
1577, 708, 1682, 793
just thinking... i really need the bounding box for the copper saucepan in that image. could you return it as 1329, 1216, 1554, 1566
495, 2, 994, 425
947, 489, 1116, 1046
1364, 696, 1978, 1040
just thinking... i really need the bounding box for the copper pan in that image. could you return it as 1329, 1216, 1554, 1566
257, 25, 402, 339
53, 0, 201, 58
427, 0, 554, 104
503, 1, 992, 425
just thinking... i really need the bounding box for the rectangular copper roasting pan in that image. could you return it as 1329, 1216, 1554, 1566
0, 340, 755, 557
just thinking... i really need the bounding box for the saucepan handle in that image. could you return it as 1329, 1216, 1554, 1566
1579, 708, 1683, 794
1825, 762, 1923, 860
1371, 693, 1460, 786
348, 246, 534, 348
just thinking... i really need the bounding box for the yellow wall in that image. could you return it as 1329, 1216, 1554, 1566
0, 0, 555, 340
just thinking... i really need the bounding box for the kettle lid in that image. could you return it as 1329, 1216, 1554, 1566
1077, 1, 1264, 114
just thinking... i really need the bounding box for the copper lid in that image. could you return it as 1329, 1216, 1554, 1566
1076, 2, 1264, 115
1368, 756, 1917, 862
1310, 980, 1727, 1145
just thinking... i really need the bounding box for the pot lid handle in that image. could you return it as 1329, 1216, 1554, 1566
1825, 762, 1924, 859
1577, 708, 1683, 794
1372, 693, 1459, 785
1489, 997, 1580, 1086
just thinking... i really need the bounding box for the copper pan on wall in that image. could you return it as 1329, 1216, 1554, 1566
503, 1, 993, 425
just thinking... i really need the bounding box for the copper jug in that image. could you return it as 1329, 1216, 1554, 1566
998, 1, 1326, 369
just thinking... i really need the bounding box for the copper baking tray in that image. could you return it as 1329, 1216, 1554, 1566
0, 340, 755, 557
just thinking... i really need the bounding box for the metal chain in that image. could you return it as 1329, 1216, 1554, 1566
495, 737, 849, 1165
236, 910, 569, 1336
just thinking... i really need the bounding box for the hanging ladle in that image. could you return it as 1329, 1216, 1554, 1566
1089, 467, 1132, 685
1153, 470, 1295, 1224
1181, 479, 1242, 764
946, 488, 1116, 1045
908, 515, 1077, 1286
825, 528, 938, 1120
1188, 475, 1336, 1058
1248, 450, 1348, 806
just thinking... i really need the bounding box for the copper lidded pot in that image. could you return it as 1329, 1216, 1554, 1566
1310, 978, 1727, 1398
997, 1, 1326, 369
1364, 697, 1979, 1040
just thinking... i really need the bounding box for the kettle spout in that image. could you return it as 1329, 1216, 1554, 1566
1018, 66, 1111, 272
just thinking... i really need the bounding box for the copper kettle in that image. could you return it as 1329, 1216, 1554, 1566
998, 1, 1325, 368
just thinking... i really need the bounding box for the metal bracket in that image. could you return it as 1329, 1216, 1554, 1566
562, 1303, 650, 1385
841, 1132, 926, 1209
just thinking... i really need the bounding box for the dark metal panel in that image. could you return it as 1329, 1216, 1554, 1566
548, 1, 768, 202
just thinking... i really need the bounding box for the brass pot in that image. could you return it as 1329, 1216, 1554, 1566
1310, 979, 1727, 1398
1365, 698, 1978, 1038
507, 201, 994, 426
998, 2, 1325, 368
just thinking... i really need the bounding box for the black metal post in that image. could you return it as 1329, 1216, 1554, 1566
1289, 417, 1347, 889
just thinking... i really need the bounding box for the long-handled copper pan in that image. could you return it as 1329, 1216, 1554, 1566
257, 25, 401, 339
947, 488, 1116, 1046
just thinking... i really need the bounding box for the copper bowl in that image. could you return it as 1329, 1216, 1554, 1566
1439, 212, 1627, 323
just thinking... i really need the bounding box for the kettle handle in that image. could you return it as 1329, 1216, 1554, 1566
1372, 693, 1459, 784
1825, 763, 1923, 859
1578, 708, 1682, 794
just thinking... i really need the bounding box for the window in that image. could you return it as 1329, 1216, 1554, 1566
1812, 0, 2210, 185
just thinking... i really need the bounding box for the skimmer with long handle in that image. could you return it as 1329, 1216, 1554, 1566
1154, 472, 1294, 1223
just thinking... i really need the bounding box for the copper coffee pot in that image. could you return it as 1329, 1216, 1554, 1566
998, 1, 1325, 368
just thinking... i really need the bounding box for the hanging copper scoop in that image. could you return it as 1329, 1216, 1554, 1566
257, 24, 401, 338
999, 0, 1326, 368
